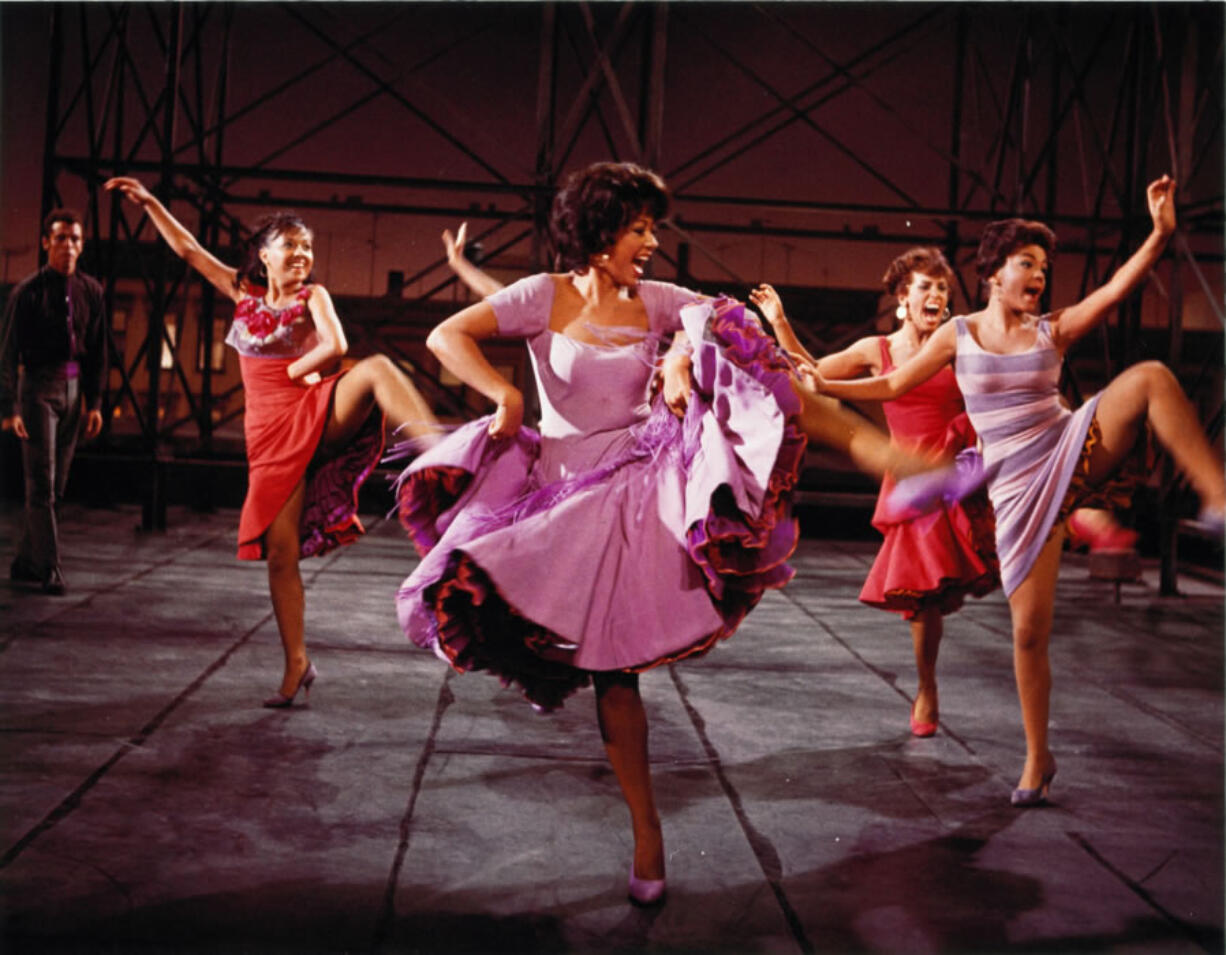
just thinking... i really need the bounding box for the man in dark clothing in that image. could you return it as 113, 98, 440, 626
1, 210, 106, 595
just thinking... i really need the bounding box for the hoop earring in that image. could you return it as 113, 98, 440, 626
895, 304, 908, 321
941, 307, 951, 321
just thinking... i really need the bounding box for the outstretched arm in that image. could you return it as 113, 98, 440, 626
443, 223, 505, 299
104, 177, 240, 301
426, 301, 522, 438
805, 320, 957, 402
1050, 175, 1176, 350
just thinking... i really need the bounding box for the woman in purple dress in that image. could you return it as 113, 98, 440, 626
398, 161, 940, 903
805, 176, 1225, 806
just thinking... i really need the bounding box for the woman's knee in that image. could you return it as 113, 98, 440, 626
356, 353, 399, 384
264, 535, 299, 577
1126, 360, 1179, 397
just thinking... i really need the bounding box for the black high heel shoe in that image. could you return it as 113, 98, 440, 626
263, 661, 317, 709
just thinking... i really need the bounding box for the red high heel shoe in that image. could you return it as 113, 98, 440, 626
1066, 510, 1137, 552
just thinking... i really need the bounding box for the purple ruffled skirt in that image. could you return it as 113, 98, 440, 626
395, 299, 806, 710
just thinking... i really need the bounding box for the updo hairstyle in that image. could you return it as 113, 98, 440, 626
550, 162, 671, 272
235, 211, 317, 290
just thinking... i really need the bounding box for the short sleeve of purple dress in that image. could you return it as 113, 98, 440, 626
396, 274, 806, 710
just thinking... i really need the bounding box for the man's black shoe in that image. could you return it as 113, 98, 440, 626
42, 567, 67, 596
10, 559, 41, 584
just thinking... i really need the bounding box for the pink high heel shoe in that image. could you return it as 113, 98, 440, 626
909, 701, 938, 738
263, 661, 317, 709
883, 448, 986, 521
628, 866, 666, 907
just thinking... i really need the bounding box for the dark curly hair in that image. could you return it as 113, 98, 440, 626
974, 219, 1056, 284
881, 246, 954, 297
550, 162, 671, 272
235, 211, 316, 290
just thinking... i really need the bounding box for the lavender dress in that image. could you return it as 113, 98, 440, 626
396, 274, 806, 710
954, 316, 1098, 596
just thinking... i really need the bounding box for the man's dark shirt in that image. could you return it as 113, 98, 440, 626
0, 265, 107, 418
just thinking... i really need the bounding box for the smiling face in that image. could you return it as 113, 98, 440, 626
42, 221, 84, 276
992, 244, 1048, 313
258, 226, 314, 288
594, 213, 659, 288
899, 270, 950, 332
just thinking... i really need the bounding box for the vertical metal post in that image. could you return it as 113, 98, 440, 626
532, 2, 558, 271
143, 3, 183, 532
38, 7, 64, 237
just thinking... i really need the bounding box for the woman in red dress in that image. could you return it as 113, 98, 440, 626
751, 248, 998, 737
106, 177, 438, 707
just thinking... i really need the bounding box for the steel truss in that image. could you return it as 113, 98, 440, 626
34, 2, 1223, 585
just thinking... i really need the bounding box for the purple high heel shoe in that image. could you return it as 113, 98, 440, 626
628, 866, 666, 907
883, 448, 986, 521
1010, 758, 1057, 808
263, 661, 317, 709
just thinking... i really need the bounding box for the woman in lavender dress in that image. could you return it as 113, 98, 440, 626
398, 161, 941, 903
807, 176, 1225, 806
105, 177, 438, 708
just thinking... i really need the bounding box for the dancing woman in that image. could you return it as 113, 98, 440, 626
105, 177, 438, 707
751, 249, 998, 739
805, 176, 1224, 805
397, 161, 942, 903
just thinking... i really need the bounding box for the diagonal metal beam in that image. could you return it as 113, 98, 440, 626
281, 3, 511, 185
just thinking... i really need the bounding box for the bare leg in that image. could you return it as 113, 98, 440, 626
792, 384, 940, 480
910, 606, 943, 727
265, 480, 312, 698
1007, 526, 1065, 792
326, 354, 439, 451
1088, 362, 1225, 513
593, 671, 664, 882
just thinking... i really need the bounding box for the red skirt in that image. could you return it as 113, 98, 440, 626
859, 416, 998, 620
237, 355, 384, 561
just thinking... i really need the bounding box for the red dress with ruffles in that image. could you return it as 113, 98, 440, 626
859, 336, 998, 618
227, 285, 384, 560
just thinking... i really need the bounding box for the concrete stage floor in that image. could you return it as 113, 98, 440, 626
0, 502, 1221, 954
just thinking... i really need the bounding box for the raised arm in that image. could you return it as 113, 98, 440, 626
104, 177, 240, 301
426, 301, 522, 438
749, 283, 817, 364
287, 285, 349, 381
810, 320, 957, 402
443, 223, 505, 299
1050, 175, 1176, 350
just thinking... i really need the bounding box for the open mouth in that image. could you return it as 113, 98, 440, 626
922, 302, 942, 317
632, 254, 652, 277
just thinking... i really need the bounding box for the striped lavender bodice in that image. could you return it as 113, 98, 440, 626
953, 316, 1098, 596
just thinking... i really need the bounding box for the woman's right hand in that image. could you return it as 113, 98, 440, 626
489, 387, 524, 439
104, 176, 154, 207
793, 355, 826, 394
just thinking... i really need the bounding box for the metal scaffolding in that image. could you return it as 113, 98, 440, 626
32, 2, 1223, 582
